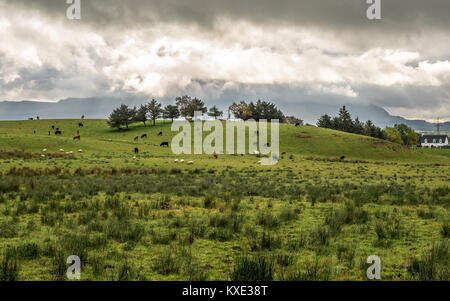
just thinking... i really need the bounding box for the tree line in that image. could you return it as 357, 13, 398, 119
316, 106, 418, 146
108, 96, 297, 130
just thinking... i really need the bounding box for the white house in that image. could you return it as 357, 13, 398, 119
419, 134, 449, 148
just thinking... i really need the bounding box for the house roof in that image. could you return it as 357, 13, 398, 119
419, 135, 449, 143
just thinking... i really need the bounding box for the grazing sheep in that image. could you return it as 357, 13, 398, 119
160, 141, 169, 147
253, 150, 260, 155
187, 161, 194, 165
174, 159, 179, 163
257, 160, 262, 164
43, 149, 47, 152
41, 154, 46, 158
180, 159, 185, 163
59, 149, 64, 152
78, 149, 83, 153
133, 156, 137, 160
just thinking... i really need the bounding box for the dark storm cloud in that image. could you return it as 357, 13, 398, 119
6, 0, 450, 31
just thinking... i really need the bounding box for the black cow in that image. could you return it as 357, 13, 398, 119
78, 122, 84, 127
158, 131, 163, 136
340, 156, 345, 160
141, 134, 147, 139
295, 123, 300, 127
160, 141, 169, 147
55, 130, 62, 135
51, 125, 55, 130
134, 147, 139, 154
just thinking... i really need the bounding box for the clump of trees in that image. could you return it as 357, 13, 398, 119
108, 96, 292, 130
384, 124, 418, 146
316, 105, 419, 145
317, 106, 384, 139
228, 100, 286, 122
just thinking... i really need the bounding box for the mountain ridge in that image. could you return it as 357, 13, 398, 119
0, 98, 448, 131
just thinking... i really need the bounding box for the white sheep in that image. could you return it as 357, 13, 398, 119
60, 149, 64, 152
41, 154, 46, 158
174, 159, 179, 163
254, 150, 260, 155
180, 159, 185, 163
187, 161, 194, 165
132, 156, 137, 160
42, 148, 47, 152
78, 149, 83, 153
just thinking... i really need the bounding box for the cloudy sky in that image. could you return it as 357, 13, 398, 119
0, 0, 449, 121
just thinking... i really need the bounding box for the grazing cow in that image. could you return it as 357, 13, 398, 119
48, 131, 51, 136
141, 134, 147, 139
118, 128, 125, 132
134, 147, 139, 154
81, 115, 85, 119
55, 130, 62, 135
36, 116, 40, 120
295, 123, 300, 127
134, 136, 139, 141
160, 141, 169, 147
213, 154, 218, 159
282, 152, 286, 155
73, 135, 81, 140
78, 122, 84, 127
157, 131, 163, 136
51, 125, 55, 130
33, 130, 36, 134
340, 156, 345, 160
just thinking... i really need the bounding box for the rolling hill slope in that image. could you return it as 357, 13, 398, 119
0, 119, 449, 165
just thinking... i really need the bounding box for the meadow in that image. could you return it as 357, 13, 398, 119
0, 119, 448, 281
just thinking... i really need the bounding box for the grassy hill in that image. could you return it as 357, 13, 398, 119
0, 119, 449, 169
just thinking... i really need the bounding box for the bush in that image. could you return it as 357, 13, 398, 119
231, 254, 274, 281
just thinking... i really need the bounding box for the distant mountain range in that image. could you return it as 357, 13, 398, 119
0, 97, 448, 131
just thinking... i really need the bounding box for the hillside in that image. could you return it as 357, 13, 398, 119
0, 119, 449, 167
